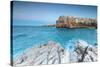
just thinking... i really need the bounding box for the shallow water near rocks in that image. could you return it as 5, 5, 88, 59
12, 26, 97, 59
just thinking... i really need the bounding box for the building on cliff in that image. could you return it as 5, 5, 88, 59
56, 16, 97, 28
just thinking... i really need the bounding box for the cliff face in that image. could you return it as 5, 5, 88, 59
56, 16, 97, 28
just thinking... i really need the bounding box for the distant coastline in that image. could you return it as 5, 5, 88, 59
13, 25, 97, 29
34, 16, 97, 29
13, 15, 97, 29
56, 16, 97, 29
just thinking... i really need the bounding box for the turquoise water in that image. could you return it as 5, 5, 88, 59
12, 26, 97, 58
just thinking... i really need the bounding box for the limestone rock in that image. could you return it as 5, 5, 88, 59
13, 40, 97, 66
14, 41, 68, 66
70, 40, 97, 62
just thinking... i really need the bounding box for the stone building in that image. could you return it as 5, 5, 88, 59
56, 16, 97, 28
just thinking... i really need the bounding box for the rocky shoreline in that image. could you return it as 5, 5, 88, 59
56, 16, 97, 28
13, 40, 97, 66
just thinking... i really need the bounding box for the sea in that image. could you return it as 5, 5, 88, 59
12, 26, 97, 59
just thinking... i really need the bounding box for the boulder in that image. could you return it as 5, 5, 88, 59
70, 40, 97, 62
13, 41, 67, 66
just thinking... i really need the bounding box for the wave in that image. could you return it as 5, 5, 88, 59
14, 34, 27, 39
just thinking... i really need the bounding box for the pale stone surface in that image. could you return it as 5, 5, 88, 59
70, 40, 97, 62
14, 41, 68, 66
13, 40, 97, 66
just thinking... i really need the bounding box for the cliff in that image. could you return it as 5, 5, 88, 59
56, 16, 97, 28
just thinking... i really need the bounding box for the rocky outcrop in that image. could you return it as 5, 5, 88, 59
13, 41, 68, 66
13, 40, 97, 66
56, 16, 97, 28
70, 40, 97, 62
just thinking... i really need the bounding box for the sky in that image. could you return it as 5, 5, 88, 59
12, 1, 97, 26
